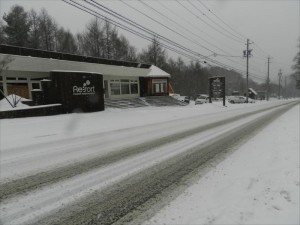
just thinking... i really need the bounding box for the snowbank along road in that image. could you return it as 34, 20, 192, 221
0, 100, 299, 225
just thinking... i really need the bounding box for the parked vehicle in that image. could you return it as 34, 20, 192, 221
178, 96, 190, 104
195, 95, 209, 105
227, 96, 246, 104
246, 97, 256, 103
170, 93, 180, 100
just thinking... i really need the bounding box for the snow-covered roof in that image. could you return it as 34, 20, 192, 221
146, 65, 171, 78
249, 88, 258, 95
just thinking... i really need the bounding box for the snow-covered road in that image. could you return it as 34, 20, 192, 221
0, 100, 299, 225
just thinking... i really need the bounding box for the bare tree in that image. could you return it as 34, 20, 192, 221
55, 27, 77, 54
79, 18, 104, 57
0, 55, 20, 107
38, 8, 57, 51
139, 37, 167, 68
28, 9, 41, 49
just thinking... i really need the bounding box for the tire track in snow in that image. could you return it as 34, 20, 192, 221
0, 101, 295, 201
32, 102, 299, 225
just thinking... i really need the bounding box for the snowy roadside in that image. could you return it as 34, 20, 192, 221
144, 104, 300, 225
0, 99, 289, 150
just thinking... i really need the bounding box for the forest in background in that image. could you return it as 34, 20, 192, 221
1, 5, 299, 99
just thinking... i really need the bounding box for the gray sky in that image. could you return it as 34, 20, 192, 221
0, 0, 299, 83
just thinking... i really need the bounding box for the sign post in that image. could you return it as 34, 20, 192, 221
209, 76, 226, 107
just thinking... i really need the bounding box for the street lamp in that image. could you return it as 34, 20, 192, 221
278, 69, 282, 99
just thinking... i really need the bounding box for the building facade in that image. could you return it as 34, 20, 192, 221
0, 45, 171, 100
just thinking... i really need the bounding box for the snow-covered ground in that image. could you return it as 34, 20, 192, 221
144, 102, 300, 225
0, 99, 299, 224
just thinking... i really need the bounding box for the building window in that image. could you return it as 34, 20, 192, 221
32, 83, 40, 90
121, 79, 130, 95
0, 83, 4, 100
130, 83, 138, 94
6, 77, 16, 81
109, 79, 139, 96
110, 82, 120, 95
152, 79, 167, 94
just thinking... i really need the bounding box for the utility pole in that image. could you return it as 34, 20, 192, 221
284, 75, 287, 99
244, 39, 252, 103
266, 56, 271, 101
278, 69, 282, 99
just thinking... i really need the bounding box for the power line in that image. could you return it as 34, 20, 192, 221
135, 0, 248, 69
187, 0, 245, 42
62, 0, 267, 82
62, 0, 202, 62
120, 0, 218, 55
175, 0, 244, 44
197, 0, 247, 41
156, 0, 242, 54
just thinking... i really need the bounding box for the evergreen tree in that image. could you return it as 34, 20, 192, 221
2, 5, 30, 47
0, 20, 6, 44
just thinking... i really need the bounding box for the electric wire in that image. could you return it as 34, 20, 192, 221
187, 0, 245, 42
197, 0, 247, 40
136, 0, 255, 72
120, 0, 218, 55
63, 0, 203, 63
62, 0, 268, 82
86, 0, 264, 76
175, 0, 244, 44
156, 0, 243, 55
132, 0, 249, 70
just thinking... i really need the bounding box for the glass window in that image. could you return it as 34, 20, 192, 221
110, 82, 120, 95
121, 82, 130, 94
130, 83, 138, 94
152, 79, 167, 94
6, 77, 16, 80
0, 83, 4, 100
32, 83, 40, 90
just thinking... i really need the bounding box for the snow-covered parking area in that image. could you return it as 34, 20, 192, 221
0, 99, 299, 224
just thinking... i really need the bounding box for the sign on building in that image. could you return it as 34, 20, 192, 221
48, 71, 104, 113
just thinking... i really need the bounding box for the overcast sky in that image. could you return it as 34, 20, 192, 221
0, 0, 299, 83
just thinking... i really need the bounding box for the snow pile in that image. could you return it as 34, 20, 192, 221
0, 95, 30, 111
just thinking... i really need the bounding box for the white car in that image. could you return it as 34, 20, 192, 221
228, 96, 246, 104
195, 95, 209, 105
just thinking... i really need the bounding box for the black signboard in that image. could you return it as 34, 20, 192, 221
49, 71, 104, 113
209, 76, 226, 106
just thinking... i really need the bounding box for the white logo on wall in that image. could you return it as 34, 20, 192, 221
73, 80, 96, 95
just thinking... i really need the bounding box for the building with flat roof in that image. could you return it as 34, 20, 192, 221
0, 45, 171, 100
